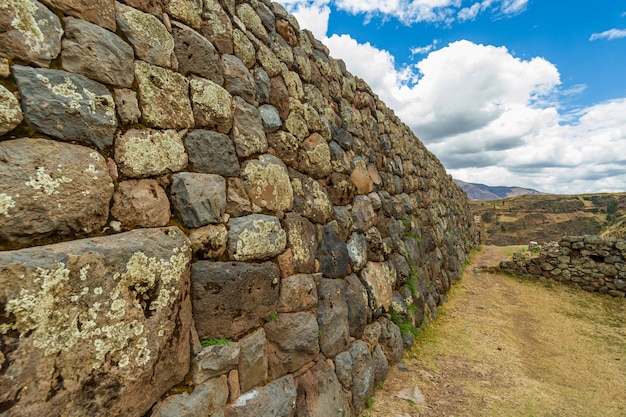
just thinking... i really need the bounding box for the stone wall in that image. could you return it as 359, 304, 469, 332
0, 1, 479, 416
499, 236, 626, 297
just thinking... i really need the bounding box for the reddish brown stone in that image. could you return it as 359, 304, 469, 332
111, 179, 171, 228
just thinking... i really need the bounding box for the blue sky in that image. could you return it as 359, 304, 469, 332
281, 0, 626, 194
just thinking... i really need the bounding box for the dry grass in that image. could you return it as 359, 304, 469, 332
363, 246, 626, 417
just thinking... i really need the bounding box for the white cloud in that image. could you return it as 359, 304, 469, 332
590, 28, 626, 41
499, 0, 528, 15
290, 3, 331, 39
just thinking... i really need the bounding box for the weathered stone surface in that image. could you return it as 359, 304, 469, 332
61, 17, 134, 87
255, 68, 271, 104
164, 0, 202, 29
327, 173, 353, 206
365, 226, 385, 262
0, 85, 22, 136
0, 0, 62, 67
350, 340, 375, 414
111, 179, 171, 228
268, 130, 299, 167
115, 128, 187, 178
134, 61, 194, 129
171, 173, 226, 228
290, 170, 334, 224
378, 316, 404, 365
270, 32, 293, 67
114, 88, 141, 125
283, 213, 318, 274
277, 273, 318, 313
259, 104, 282, 132
228, 214, 286, 261
236, 3, 268, 43
285, 112, 308, 140
185, 130, 239, 177
372, 344, 389, 385
0, 227, 192, 417
190, 75, 233, 132
42, 0, 116, 30
191, 341, 240, 384
226, 177, 253, 217
352, 195, 377, 232
115, 2, 175, 68
224, 375, 297, 417
201, 0, 233, 54
334, 350, 352, 389
361, 262, 396, 313
238, 328, 268, 393
0, 138, 113, 245
233, 29, 256, 69
347, 232, 368, 272
318, 224, 350, 279
118, 0, 162, 16
264, 312, 320, 378
351, 156, 374, 194
189, 224, 228, 260
172, 20, 224, 85
334, 206, 354, 242
296, 361, 352, 417
343, 274, 371, 338
269, 75, 289, 120
317, 279, 350, 358
232, 96, 268, 157
191, 261, 279, 339
256, 1, 275, 33
299, 133, 332, 178
151, 376, 228, 417
223, 54, 256, 104
14, 66, 116, 148
242, 154, 293, 212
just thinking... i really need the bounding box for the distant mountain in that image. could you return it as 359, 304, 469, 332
454, 179, 542, 200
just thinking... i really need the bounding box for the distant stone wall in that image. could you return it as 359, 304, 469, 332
499, 236, 626, 297
0, 1, 479, 416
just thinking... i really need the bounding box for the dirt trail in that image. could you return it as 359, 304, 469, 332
364, 246, 626, 417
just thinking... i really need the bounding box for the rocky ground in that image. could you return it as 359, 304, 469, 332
363, 246, 626, 417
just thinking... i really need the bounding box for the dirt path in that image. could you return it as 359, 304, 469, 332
364, 246, 626, 417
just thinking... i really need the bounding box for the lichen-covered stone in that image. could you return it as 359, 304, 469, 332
270, 32, 294, 67
285, 112, 309, 140
111, 179, 170, 229
0, 227, 192, 417
189, 75, 233, 132
236, 3, 268, 43
188, 224, 228, 260
360, 262, 397, 313
233, 28, 256, 69
347, 232, 368, 272
0, 0, 63, 67
226, 177, 253, 217
171, 172, 226, 228
254, 67, 271, 104
257, 42, 282, 77
0, 85, 22, 136
13, 66, 116, 148
283, 213, 318, 274
164, 0, 202, 29
115, 128, 187, 177
224, 376, 297, 417
0, 138, 113, 245
238, 328, 268, 393
172, 20, 224, 85
290, 169, 334, 224
231, 96, 268, 157
134, 60, 194, 129
185, 129, 240, 176
228, 214, 286, 261
191, 341, 240, 384
242, 154, 293, 212
115, 1, 175, 68
201, 0, 233, 54
191, 261, 279, 339
61, 17, 134, 87
267, 130, 299, 168
299, 132, 332, 178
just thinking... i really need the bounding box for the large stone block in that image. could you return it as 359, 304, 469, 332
191, 261, 279, 339
164, 0, 202, 29
201, 0, 233, 55
223, 54, 256, 104
189, 75, 233, 133
224, 375, 296, 417
290, 170, 333, 224
111, 179, 171, 229
231, 96, 268, 158
0, 138, 113, 245
283, 213, 318, 274
171, 173, 226, 228
185, 130, 240, 177
172, 20, 224, 85
0, 0, 62, 66
13, 66, 117, 148
360, 262, 397, 313
350, 340, 374, 415
238, 328, 268, 393
228, 214, 286, 261
0, 85, 23, 136
317, 279, 350, 358
295, 361, 352, 417
41, 0, 116, 30
151, 376, 228, 417
277, 274, 318, 313
342, 274, 371, 339
242, 154, 293, 213
0, 227, 192, 417
318, 224, 350, 279
115, 129, 187, 178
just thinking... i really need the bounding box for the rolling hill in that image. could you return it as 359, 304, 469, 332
454, 179, 542, 200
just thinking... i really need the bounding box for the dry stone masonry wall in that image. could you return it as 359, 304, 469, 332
500, 236, 626, 297
0, 1, 479, 416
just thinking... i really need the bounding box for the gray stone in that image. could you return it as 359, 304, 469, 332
264, 312, 320, 378
0, 138, 113, 245
350, 340, 375, 415
242, 154, 293, 212
256, 1, 275, 33
191, 341, 240, 384
151, 376, 228, 417
113, 88, 141, 125
254, 68, 271, 104
259, 104, 282, 132
201, 0, 233, 55
372, 344, 389, 384
191, 261, 279, 339
0, 227, 192, 417
172, 20, 224, 85
379, 316, 404, 365
223, 54, 256, 104
269, 32, 294, 67
185, 130, 240, 177
224, 375, 297, 417
615, 279, 626, 290
283, 213, 318, 274
296, 361, 352, 417
135, 61, 195, 129
115, 128, 187, 178
318, 224, 350, 279
352, 195, 377, 232
111, 179, 171, 228
277, 274, 318, 313
360, 262, 397, 313
232, 96, 268, 157
334, 350, 353, 389
228, 214, 286, 261
115, 2, 175, 68
290, 169, 334, 224
189, 75, 233, 133
61, 17, 134, 87
238, 328, 268, 393
0, 85, 22, 136
317, 279, 350, 358
41, 0, 116, 30
171, 173, 226, 228
0, 0, 62, 66
347, 232, 368, 272
13, 66, 116, 148
343, 274, 371, 338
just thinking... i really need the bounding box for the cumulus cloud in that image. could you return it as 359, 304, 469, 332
590, 28, 626, 41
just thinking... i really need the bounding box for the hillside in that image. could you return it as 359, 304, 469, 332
471, 192, 626, 245
454, 179, 542, 200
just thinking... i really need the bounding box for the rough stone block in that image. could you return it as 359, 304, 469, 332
223, 54, 256, 104
360, 262, 397, 313
185, 130, 239, 177
111, 179, 171, 228
228, 214, 286, 261
290, 169, 334, 224
0, 85, 23, 136
295, 361, 352, 417
189, 76, 233, 133
224, 375, 296, 417
277, 274, 318, 313
350, 340, 374, 415
283, 213, 318, 274
115, 128, 187, 178
242, 154, 293, 212
238, 328, 268, 393
318, 224, 350, 279
231, 96, 268, 158
42, 0, 116, 30
317, 279, 350, 358
151, 376, 228, 417
172, 20, 224, 85
191, 341, 240, 385
171, 173, 226, 228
